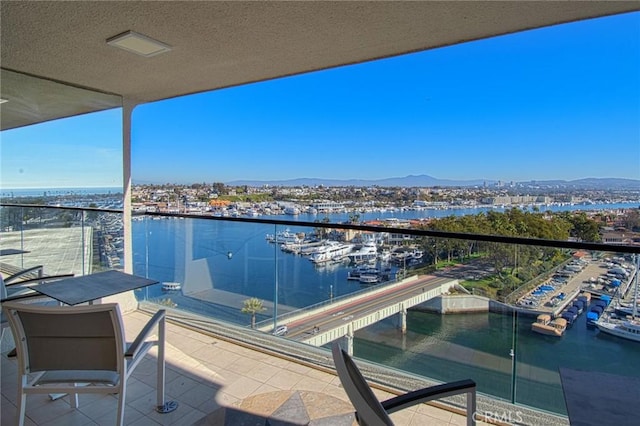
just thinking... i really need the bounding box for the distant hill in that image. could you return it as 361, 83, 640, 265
227, 175, 639, 190
227, 174, 489, 187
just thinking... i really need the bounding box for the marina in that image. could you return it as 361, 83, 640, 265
3, 199, 638, 416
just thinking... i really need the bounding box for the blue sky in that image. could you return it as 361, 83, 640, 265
2, 11, 639, 189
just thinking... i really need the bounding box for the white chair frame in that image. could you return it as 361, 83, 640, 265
332, 342, 476, 426
2, 301, 173, 426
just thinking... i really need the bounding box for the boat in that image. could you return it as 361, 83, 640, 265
283, 206, 300, 215
347, 242, 378, 263
390, 248, 424, 265
347, 264, 379, 280
596, 256, 640, 342
309, 241, 354, 263
531, 314, 567, 337
378, 249, 391, 262
595, 319, 640, 342
266, 229, 305, 244
162, 282, 182, 292
359, 273, 379, 284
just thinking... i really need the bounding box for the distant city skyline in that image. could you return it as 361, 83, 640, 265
1, 11, 639, 189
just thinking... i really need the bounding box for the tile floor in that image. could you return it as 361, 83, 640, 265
1, 310, 474, 426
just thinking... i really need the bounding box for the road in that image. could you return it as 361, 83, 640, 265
284, 275, 454, 340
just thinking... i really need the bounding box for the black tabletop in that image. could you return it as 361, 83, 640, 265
34, 270, 159, 305
559, 367, 640, 426
0, 248, 30, 256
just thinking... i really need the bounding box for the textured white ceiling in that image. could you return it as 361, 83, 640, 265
1, 1, 638, 130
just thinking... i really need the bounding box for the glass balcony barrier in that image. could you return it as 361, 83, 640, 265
0, 204, 124, 279
2, 203, 639, 422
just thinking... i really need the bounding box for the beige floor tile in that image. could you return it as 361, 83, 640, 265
92, 404, 147, 426
305, 367, 336, 383
192, 347, 237, 370
292, 375, 330, 393
164, 374, 202, 398
246, 361, 282, 383
264, 369, 304, 390
222, 375, 264, 400
252, 383, 281, 396
410, 411, 451, 426
75, 394, 119, 421
38, 409, 95, 426
178, 383, 219, 409
389, 406, 416, 425
226, 354, 263, 375
416, 402, 455, 422
1, 310, 500, 426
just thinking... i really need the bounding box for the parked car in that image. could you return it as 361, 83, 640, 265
272, 325, 288, 336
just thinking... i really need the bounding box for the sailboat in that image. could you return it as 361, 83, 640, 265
596, 255, 640, 343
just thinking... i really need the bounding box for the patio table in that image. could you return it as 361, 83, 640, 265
0, 248, 30, 256
33, 269, 158, 305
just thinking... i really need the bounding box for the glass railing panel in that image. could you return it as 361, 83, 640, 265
4, 204, 640, 420
133, 215, 287, 326
133, 216, 362, 329
91, 210, 125, 273
350, 236, 517, 406
0, 205, 124, 279
514, 248, 640, 415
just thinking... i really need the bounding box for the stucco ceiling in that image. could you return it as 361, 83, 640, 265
1, 1, 639, 130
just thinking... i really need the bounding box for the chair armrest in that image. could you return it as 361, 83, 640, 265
4, 265, 44, 284
4, 273, 74, 288
125, 309, 166, 358
381, 379, 476, 414
0, 291, 47, 303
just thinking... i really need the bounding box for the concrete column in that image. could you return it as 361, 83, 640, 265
345, 324, 354, 356
105, 98, 139, 313
399, 303, 407, 334
122, 99, 134, 275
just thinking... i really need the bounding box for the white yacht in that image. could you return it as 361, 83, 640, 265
266, 229, 304, 244
596, 318, 640, 343
309, 241, 354, 263
597, 257, 639, 342
359, 273, 379, 284
347, 242, 378, 263
162, 282, 182, 292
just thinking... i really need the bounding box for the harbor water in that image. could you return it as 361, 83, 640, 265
131, 202, 640, 414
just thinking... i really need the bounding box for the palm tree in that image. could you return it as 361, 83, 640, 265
241, 297, 266, 329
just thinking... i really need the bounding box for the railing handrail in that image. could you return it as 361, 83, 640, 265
2, 202, 639, 254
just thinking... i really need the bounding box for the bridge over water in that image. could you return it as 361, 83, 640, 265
257, 275, 460, 355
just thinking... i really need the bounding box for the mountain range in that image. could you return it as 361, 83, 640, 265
227, 175, 639, 190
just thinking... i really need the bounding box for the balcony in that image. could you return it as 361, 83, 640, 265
2, 203, 639, 425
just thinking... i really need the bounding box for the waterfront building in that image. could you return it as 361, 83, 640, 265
2, 3, 640, 425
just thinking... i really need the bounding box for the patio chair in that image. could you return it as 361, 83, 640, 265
3, 265, 45, 284
1, 272, 74, 357
1, 269, 75, 301
331, 342, 476, 426
2, 301, 175, 426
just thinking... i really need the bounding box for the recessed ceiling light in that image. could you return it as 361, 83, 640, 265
106, 31, 171, 57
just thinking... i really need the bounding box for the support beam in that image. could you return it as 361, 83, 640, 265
399, 303, 407, 334
345, 324, 354, 356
